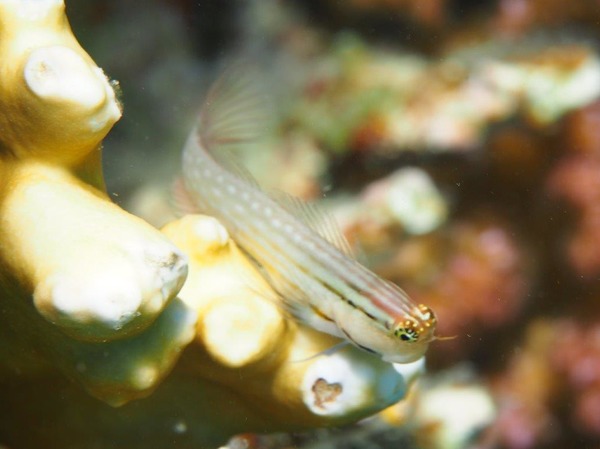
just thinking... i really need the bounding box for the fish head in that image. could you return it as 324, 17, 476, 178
332, 301, 437, 364
381, 304, 437, 363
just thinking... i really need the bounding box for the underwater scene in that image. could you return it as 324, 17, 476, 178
2, 0, 600, 448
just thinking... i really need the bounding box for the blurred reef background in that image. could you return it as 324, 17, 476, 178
20, 0, 600, 448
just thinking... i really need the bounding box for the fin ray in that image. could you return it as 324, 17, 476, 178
198, 63, 272, 153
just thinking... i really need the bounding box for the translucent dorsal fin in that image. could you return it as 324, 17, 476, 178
198, 63, 272, 153
270, 191, 356, 259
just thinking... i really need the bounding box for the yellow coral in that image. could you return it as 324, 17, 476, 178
0, 0, 193, 405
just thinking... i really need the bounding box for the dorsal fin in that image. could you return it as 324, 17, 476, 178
270, 191, 356, 259
198, 63, 272, 153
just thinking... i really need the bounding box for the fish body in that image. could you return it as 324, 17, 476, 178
181, 70, 436, 364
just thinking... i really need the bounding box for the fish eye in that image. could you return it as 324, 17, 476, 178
394, 327, 419, 342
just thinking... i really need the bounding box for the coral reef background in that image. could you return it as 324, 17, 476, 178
4, 0, 600, 448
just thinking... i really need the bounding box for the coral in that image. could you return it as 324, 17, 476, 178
477, 317, 600, 448
550, 318, 600, 437
287, 34, 600, 155
405, 368, 496, 449
492, 0, 600, 36
329, 166, 448, 268
485, 321, 559, 449
355, 167, 447, 236
0, 0, 193, 407
547, 101, 600, 278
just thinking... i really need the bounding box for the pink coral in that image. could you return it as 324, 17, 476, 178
551, 319, 600, 436
547, 101, 600, 278
479, 321, 558, 449
484, 318, 600, 447
493, 0, 600, 36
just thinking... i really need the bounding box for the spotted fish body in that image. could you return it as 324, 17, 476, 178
181, 70, 437, 364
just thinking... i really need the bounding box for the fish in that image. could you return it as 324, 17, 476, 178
179, 67, 437, 364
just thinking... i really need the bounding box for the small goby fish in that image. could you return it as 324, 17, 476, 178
180, 69, 437, 364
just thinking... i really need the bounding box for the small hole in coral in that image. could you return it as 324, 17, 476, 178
311, 378, 343, 409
